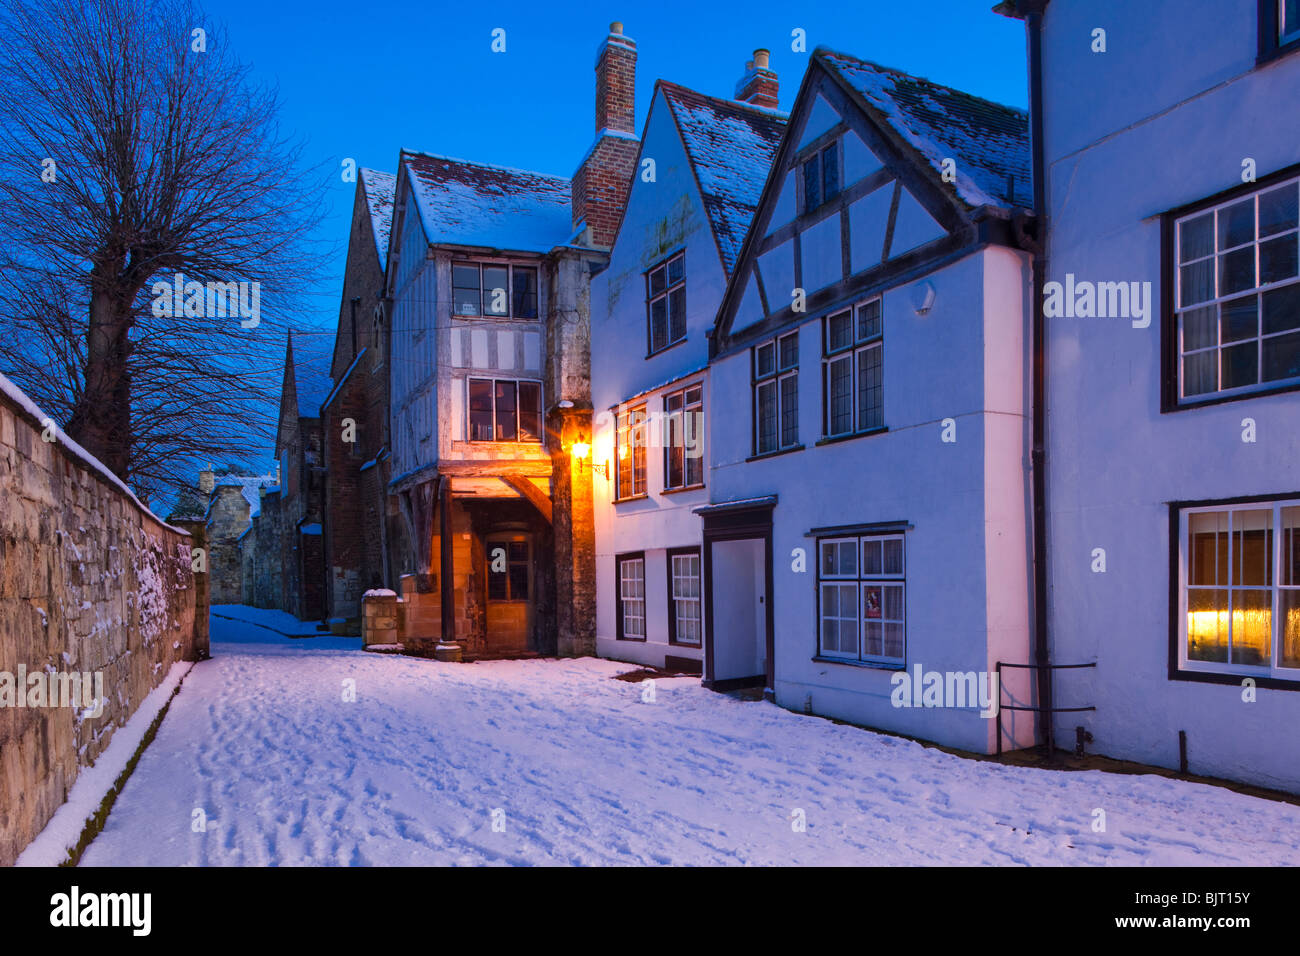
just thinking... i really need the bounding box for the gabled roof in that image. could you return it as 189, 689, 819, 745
399, 150, 571, 253
659, 82, 788, 275
360, 168, 397, 265
292, 336, 334, 418
213, 473, 277, 518
818, 50, 1030, 210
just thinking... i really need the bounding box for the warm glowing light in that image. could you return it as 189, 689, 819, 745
571, 441, 591, 460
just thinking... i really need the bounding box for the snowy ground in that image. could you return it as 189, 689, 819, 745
79, 608, 1300, 866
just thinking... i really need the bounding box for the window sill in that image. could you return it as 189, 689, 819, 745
615, 635, 648, 643
613, 493, 650, 505
1171, 666, 1300, 691
646, 338, 688, 360
1167, 378, 1300, 413
746, 444, 804, 463
660, 483, 705, 496
812, 656, 905, 672
815, 426, 889, 448
668, 640, 703, 649
1257, 36, 1300, 66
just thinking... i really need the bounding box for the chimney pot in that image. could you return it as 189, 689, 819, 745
610, 21, 623, 34
753, 48, 770, 69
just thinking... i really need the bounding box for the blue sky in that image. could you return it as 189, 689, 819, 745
206, 0, 1028, 340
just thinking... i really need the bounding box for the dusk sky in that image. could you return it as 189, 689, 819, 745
206, 0, 1029, 340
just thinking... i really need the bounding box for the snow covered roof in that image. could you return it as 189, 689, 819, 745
818, 50, 1031, 210
292, 337, 334, 418
360, 169, 397, 267
660, 82, 787, 275
213, 473, 277, 518
400, 150, 572, 253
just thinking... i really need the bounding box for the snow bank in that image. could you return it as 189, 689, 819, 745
15, 661, 193, 867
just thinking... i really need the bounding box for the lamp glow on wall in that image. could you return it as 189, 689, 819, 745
569, 438, 609, 478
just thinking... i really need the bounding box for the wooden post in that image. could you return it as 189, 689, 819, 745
438, 474, 456, 650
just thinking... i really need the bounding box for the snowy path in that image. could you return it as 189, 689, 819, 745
80, 609, 1300, 866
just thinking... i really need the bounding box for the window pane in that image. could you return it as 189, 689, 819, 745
822, 143, 840, 201
669, 287, 686, 343
1233, 509, 1273, 587
453, 264, 481, 316
650, 298, 668, 352
857, 300, 881, 340
1221, 341, 1258, 390
1183, 351, 1217, 396
820, 582, 856, 655
864, 585, 882, 621
1181, 304, 1217, 352
649, 266, 666, 297
1263, 283, 1300, 334
861, 539, 882, 575
778, 332, 798, 370
828, 354, 853, 435
483, 266, 510, 315
1220, 295, 1258, 343
685, 405, 703, 486
1263, 330, 1300, 382
820, 539, 856, 576
632, 408, 647, 495
1189, 511, 1227, 586
1218, 199, 1255, 250
858, 343, 883, 431
508, 542, 529, 600
757, 381, 777, 453
487, 545, 508, 599
1187, 588, 1229, 662
1261, 235, 1298, 284
469, 379, 494, 440
495, 381, 518, 441
667, 254, 684, 285
827, 311, 853, 351
883, 537, 904, 575
518, 382, 541, 441
1218, 247, 1256, 297
667, 407, 684, 488
1259, 183, 1298, 238
756, 342, 776, 377
512, 267, 538, 318
1179, 212, 1215, 263
1180, 259, 1214, 307
803, 156, 821, 211
1282, 590, 1300, 668
779, 374, 799, 447
1233, 589, 1272, 665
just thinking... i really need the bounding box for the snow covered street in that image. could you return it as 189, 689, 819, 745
78, 608, 1300, 866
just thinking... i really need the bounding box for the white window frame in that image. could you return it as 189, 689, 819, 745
662, 383, 704, 490
1174, 175, 1300, 402
614, 403, 648, 500
824, 298, 884, 439
668, 549, 702, 647
646, 252, 687, 354
817, 532, 905, 666
1177, 498, 1300, 681
617, 555, 646, 641
754, 331, 799, 455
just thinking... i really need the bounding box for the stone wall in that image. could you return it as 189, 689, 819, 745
0, 379, 199, 866
205, 485, 250, 605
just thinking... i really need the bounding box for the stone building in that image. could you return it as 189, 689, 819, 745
169, 466, 277, 607
321, 168, 404, 623
274, 332, 332, 621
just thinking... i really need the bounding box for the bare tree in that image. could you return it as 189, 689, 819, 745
0, 0, 328, 493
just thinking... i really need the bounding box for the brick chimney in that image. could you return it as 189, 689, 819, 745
735, 48, 779, 109
572, 21, 640, 250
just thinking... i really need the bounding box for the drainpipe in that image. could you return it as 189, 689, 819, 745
1024, 1, 1054, 755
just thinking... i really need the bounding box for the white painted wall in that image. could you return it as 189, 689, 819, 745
1041, 0, 1300, 790
708, 248, 1033, 753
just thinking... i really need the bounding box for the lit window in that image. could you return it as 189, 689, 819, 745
467, 378, 542, 442
615, 403, 647, 499
1180, 499, 1300, 678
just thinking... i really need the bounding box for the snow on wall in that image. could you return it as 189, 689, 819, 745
0, 375, 200, 866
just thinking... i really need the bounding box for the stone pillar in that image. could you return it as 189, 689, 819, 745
174, 519, 211, 661
551, 405, 596, 657
361, 590, 398, 647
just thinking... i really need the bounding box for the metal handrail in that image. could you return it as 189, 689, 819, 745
994, 660, 1096, 756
